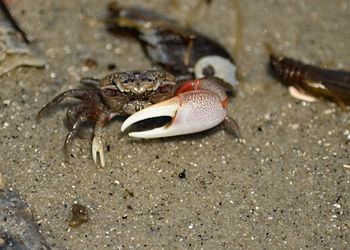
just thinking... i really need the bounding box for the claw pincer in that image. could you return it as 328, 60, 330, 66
121, 77, 235, 138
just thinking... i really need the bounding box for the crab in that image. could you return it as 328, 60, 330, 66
38, 70, 239, 167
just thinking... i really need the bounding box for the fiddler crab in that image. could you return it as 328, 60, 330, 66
38, 70, 239, 167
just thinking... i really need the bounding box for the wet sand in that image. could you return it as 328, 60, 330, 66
0, 0, 349, 249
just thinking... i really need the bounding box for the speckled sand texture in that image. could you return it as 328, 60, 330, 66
0, 0, 349, 249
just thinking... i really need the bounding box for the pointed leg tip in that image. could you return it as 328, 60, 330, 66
37, 110, 44, 122
233, 129, 241, 139
63, 147, 73, 164
37, 116, 44, 123
223, 116, 240, 139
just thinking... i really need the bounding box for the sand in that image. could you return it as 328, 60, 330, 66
0, 0, 349, 249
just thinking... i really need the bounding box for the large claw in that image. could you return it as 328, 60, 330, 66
121, 90, 228, 138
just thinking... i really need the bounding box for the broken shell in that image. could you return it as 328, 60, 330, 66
0, 20, 46, 76
194, 55, 238, 86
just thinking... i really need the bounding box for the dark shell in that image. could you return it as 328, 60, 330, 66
106, 2, 236, 84
270, 54, 350, 107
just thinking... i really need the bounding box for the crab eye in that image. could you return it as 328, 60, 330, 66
121, 78, 128, 84
194, 55, 238, 86
144, 73, 156, 82
118, 74, 129, 83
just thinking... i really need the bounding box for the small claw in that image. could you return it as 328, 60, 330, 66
121, 90, 228, 138
92, 136, 105, 167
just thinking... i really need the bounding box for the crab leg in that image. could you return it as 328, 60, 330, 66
91, 112, 118, 168
37, 89, 99, 120
91, 114, 107, 168
121, 89, 229, 138
64, 113, 87, 160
